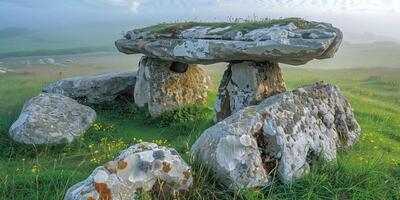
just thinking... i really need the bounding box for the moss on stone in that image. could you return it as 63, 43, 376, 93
138, 18, 315, 35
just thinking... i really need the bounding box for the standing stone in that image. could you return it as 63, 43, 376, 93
64, 142, 192, 200
43, 72, 136, 104
135, 56, 212, 117
9, 93, 96, 144
191, 82, 361, 188
214, 61, 286, 122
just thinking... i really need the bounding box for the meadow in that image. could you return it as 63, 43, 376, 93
0, 59, 399, 199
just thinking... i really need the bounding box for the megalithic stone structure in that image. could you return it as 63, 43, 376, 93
116, 18, 342, 118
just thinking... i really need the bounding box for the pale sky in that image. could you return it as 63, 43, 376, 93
1, 0, 400, 39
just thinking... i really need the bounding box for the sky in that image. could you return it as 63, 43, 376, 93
1, 0, 400, 39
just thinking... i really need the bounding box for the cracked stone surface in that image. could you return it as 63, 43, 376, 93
43, 72, 136, 104
191, 82, 361, 188
9, 93, 96, 144
214, 61, 286, 122
135, 56, 212, 116
64, 142, 192, 200
116, 20, 342, 65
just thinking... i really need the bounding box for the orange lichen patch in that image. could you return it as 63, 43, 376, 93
87, 197, 94, 200
136, 39, 145, 46
104, 163, 117, 174
182, 171, 191, 184
118, 161, 128, 170
162, 162, 172, 173
261, 112, 270, 121
94, 182, 112, 200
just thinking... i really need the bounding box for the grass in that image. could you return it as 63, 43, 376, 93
0, 65, 399, 199
138, 18, 314, 35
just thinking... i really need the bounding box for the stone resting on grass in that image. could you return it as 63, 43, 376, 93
116, 18, 342, 119
191, 82, 361, 188
43, 71, 136, 104
65, 142, 192, 200
9, 93, 96, 144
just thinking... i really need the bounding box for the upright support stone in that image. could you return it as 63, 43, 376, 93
214, 61, 286, 122
135, 56, 212, 117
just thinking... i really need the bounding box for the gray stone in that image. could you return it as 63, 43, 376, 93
9, 93, 96, 144
43, 72, 136, 104
214, 61, 286, 122
135, 56, 212, 117
116, 21, 342, 65
64, 142, 192, 200
191, 82, 361, 188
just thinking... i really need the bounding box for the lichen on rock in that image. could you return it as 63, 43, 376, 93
191, 82, 361, 188
43, 71, 136, 104
9, 93, 96, 144
214, 61, 286, 122
64, 142, 192, 200
134, 56, 212, 116
116, 19, 342, 65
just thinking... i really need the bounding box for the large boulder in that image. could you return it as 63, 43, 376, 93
43, 72, 136, 104
9, 93, 96, 144
191, 82, 361, 188
214, 61, 286, 122
135, 56, 212, 116
116, 18, 342, 65
65, 142, 192, 200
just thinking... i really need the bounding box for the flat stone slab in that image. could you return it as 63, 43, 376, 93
9, 93, 96, 144
65, 142, 192, 200
116, 18, 342, 65
191, 82, 361, 188
43, 72, 136, 104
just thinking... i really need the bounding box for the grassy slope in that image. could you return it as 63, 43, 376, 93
0, 66, 399, 199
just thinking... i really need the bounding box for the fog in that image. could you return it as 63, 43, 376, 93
1, 0, 400, 37
1, 0, 400, 58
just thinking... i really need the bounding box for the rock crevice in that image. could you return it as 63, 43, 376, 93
214, 61, 286, 122
191, 82, 361, 188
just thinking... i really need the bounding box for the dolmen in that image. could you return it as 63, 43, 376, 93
115, 18, 342, 120
115, 18, 360, 189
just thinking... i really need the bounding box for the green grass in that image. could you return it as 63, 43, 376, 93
138, 18, 314, 35
0, 66, 399, 199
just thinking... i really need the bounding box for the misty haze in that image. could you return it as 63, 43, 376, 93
0, 1, 399, 199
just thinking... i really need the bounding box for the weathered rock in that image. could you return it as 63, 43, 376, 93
116, 19, 342, 65
43, 72, 136, 104
9, 93, 96, 144
191, 82, 361, 188
135, 56, 212, 116
64, 142, 192, 200
214, 61, 286, 122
